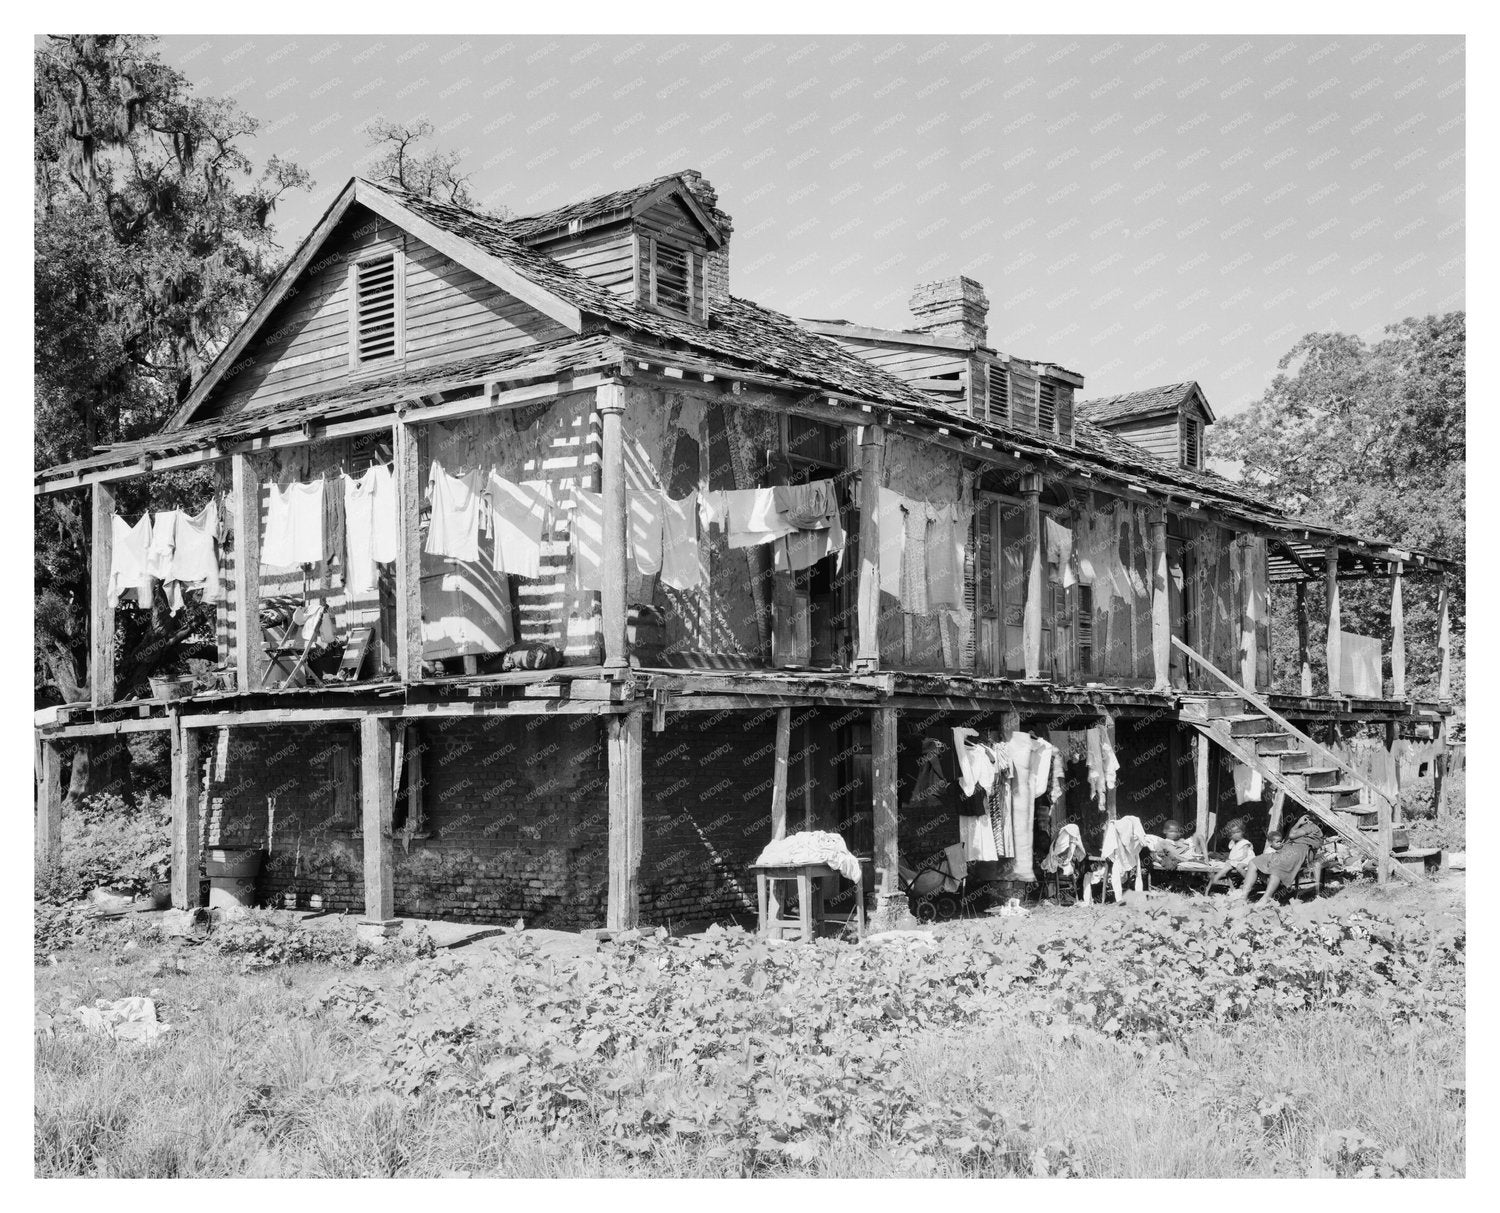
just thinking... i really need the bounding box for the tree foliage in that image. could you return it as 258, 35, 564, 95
34, 35, 310, 713
360, 118, 508, 217
1208, 314, 1465, 704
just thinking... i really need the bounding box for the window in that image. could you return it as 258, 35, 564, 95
985, 364, 1009, 424
643, 235, 703, 322
349, 251, 404, 369
1076, 585, 1094, 675
1038, 381, 1059, 436
1181, 414, 1202, 469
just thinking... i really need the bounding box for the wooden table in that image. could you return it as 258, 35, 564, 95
753, 862, 864, 942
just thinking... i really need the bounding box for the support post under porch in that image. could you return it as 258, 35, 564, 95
170, 715, 203, 910
359, 716, 396, 923
1325, 545, 1342, 697
598, 381, 629, 671
36, 737, 64, 869
1296, 581, 1312, 697
1195, 729, 1212, 850
607, 711, 644, 931
868, 704, 906, 928
231, 453, 265, 691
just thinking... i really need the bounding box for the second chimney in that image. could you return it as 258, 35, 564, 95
909, 276, 989, 347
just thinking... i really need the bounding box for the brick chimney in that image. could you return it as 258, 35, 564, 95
909, 276, 989, 347
679, 169, 733, 311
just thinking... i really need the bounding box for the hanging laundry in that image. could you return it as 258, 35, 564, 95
1086, 726, 1107, 803
876, 488, 907, 597
775, 505, 846, 573
343, 465, 398, 595
262, 479, 327, 570
628, 488, 664, 576
960, 812, 1000, 864
1027, 734, 1056, 804
1041, 823, 1085, 875
109, 515, 154, 608
699, 490, 728, 531
723, 488, 795, 548
423, 462, 485, 562
952, 727, 1001, 797
674, 396, 704, 441
1233, 762, 1263, 804
170, 501, 221, 602
570, 488, 606, 591
420, 555, 514, 660
1045, 517, 1076, 588
910, 737, 952, 807
902, 499, 930, 615
926, 503, 965, 613
660, 491, 703, 590
775, 479, 838, 529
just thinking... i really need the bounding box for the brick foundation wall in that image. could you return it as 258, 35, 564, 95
638, 707, 785, 928
205, 715, 609, 928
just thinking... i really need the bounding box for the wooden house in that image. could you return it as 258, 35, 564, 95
34, 170, 1458, 930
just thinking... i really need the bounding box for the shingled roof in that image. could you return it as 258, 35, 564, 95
503, 170, 732, 244
1078, 381, 1213, 425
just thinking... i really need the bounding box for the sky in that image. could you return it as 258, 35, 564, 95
159, 33, 1465, 416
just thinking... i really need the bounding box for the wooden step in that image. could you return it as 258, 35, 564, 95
1302, 766, 1342, 789
1277, 751, 1312, 772
1186, 697, 1246, 719
1246, 733, 1296, 755
1226, 714, 1272, 737
1320, 784, 1365, 809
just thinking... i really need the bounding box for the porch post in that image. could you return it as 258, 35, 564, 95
855, 424, 886, 670
870, 705, 901, 922
1238, 537, 1258, 692
230, 453, 264, 690
392, 420, 424, 682
607, 711, 644, 930
1021, 473, 1044, 679
90, 481, 116, 707
1325, 545, 1341, 696
1389, 562, 1406, 700
1149, 507, 1170, 690
1296, 581, 1312, 697
359, 716, 396, 922
598, 381, 629, 671
1437, 576, 1451, 700
1433, 717, 1450, 821
169, 715, 203, 909
36, 738, 63, 868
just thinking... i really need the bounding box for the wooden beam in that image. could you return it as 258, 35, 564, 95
359, 716, 396, 921
90, 481, 116, 707
1389, 562, 1406, 699
1272, 537, 1321, 581
1433, 716, 1450, 821
607, 712, 644, 931
598, 381, 629, 671
1149, 508, 1170, 690
169, 717, 203, 909
855, 424, 886, 669
771, 707, 791, 840
1021, 474, 1044, 680
871, 706, 899, 902
1437, 577, 1451, 700
392, 421, 424, 682
1325, 545, 1342, 697
36, 739, 63, 868
230, 453, 264, 693
1296, 581, 1312, 697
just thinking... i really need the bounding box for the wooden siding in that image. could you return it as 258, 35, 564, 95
201, 206, 573, 420
827, 336, 967, 386
542, 223, 638, 299
1103, 413, 1181, 463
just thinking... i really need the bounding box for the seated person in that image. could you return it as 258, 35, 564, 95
1239, 815, 1324, 904
1205, 821, 1256, 891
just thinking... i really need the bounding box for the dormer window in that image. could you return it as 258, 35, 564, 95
1181, 413, 1203, 469
641, 234, 705, 323
349, 250, 405, 370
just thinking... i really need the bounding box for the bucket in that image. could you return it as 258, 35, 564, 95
149, 675, 194, 701
203, 847, 263, 908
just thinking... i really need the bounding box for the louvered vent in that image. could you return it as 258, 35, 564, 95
986, 365, 1009, 424
652, 241, 691, 316
1077, 585, 1094, 674
1038, 381, 1058, 436
1182, 416, 1202, 468
354, 253, 399, 365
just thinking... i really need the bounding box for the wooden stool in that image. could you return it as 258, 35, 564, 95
753, 863, 863, 942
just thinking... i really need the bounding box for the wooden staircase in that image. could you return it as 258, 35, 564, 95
1173, 639, 1418, 884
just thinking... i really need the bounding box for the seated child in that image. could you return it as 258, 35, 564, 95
1205, 821, 1257, 890
1149, 821, 1198, 869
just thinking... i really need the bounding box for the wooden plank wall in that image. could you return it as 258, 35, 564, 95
203, 209, 573, 419
543, 224, 637, 297
1105, 414, 1180, 463
825, 337, 967, 387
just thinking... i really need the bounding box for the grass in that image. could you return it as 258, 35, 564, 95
35, 876, 1465, 1177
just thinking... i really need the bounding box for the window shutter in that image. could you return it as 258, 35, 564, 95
1009, 370, 1038, 430
1182, 416, 1201, 468
1077, 585, 1094, 674
1038, 381, 1058, 436
986, 364, 1009, 424
353, 253, 400, 366
653, 241, 692, 316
